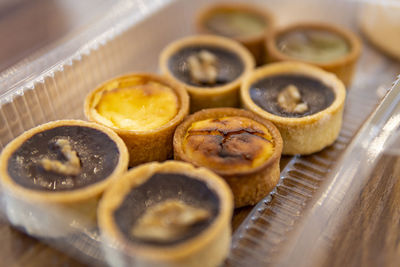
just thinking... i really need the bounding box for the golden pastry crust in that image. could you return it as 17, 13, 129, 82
98, 161, 233, 267
196, 3, 274, 65
266, 22, 361, 86
241, 61, 346, 155
174, 108, 283, 208
84, 73, 189, 166
0, 120, 129, 237
159, 35, 255, 113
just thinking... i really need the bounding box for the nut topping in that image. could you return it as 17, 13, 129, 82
187, 50, 218, 85
131, 199, 210, 242
277, 84, 309, 113
40, 139, 81, 176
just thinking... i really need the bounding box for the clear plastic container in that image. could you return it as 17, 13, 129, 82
230, 78, 400, 266
0, 0, 400, 266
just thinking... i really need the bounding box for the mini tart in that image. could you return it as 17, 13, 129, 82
160, 35, 255, 113
196, 3, 274, 65
84, 73, 189, 167
0, 120, 129, 237
241, 61, 346, 155
173, 108, 282, 208
98, 161, 233, 267
359, 3, 400, 61
266, 22, 361, 86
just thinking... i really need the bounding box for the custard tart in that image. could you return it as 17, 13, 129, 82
196, 3, 274, 65
0, 120, 129, 237
266, 22, 361, 86
160, 35, 255, 112
174, 108, 282, 208
84, 73, 189, 166
241, 61, 346, 155
98, 161, 233, 267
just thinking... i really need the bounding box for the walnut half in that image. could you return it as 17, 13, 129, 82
277, 84, 309, 114
40, 138, 81, 176
187, 50, 218, 85
131, 199, 210, 242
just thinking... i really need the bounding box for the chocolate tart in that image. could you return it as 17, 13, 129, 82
196, 3, 274, 65
173, 108, 282, 208
98, 161, 233, 267
159, 35, 255, 112
266, 22, 361, 86
0, 120, 129, 237
241, 61, 346, 155
84, 73, 189, 167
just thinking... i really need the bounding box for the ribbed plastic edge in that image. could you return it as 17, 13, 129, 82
0, 0, 174, 105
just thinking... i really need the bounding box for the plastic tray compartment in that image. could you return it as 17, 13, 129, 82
0, 0, 400, 266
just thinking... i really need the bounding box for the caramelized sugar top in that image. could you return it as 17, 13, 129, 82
182, 116, 274, 173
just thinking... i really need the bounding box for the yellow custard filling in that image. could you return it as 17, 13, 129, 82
182, 116, 274, 172
93, 80, 178, 131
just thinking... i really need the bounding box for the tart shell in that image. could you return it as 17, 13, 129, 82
359, 3, 400, 61
98, 161, 233, 267
196, 3, 274, 65
241, 61, 346, 155
84, 73, 189, 167
0, 120, 129, 237
266, 22, 361, 86
173, 108, 283, 208
160, 35, 255, 113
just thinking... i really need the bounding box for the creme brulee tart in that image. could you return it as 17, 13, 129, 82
266, 22, 361, 86
160, 35, 254, 112
196, 3, 274, 65
174, 108, 282, 208
98, 161, 233, 267
0, 120, 129, 237
241, 61, 346, 155
84, 73, 189, 166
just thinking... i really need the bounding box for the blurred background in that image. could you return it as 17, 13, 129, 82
0, 0, 117, 73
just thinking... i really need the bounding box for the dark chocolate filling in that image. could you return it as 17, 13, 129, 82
250, 74, 335, 118
168, 45, 244, 87
7, 125, 120, 191
114, 172, 220, 246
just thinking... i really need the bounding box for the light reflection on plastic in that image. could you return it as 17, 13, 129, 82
368, 113, 400, 160
316, 113, 400, 209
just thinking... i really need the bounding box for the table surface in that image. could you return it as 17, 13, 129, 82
1, 1, 400, 266
3, 152, 400, 267
0, 204, 254, 267
1, 158, 291, 267
321, 153, 400, 267
0, 199, 253, 267
4, 153, 400, 267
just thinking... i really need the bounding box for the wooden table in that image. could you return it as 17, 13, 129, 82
1, 2, 399, 265
3, 153, 400, 267
0, 218, 85, 267
322, 154, 400, 267
0, 157, 292, 267
0, 201, 252, 266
